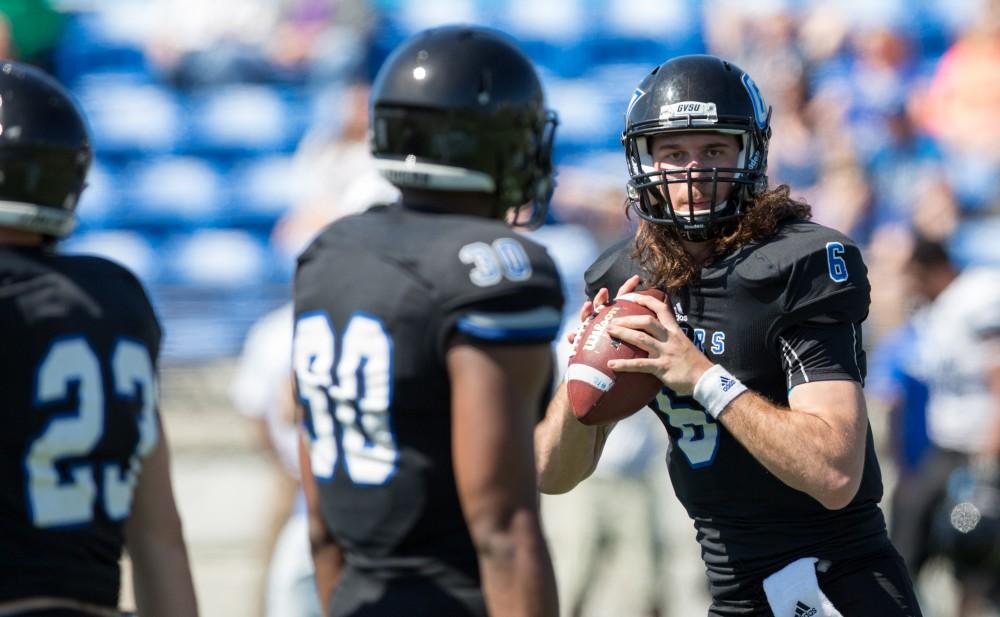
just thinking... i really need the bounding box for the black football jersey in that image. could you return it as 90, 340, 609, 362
293, 205, 563, 605
585, 221, 888, 602
0, 247, 161, 607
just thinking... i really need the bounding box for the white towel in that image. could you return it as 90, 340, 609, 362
762, 557, 843, 617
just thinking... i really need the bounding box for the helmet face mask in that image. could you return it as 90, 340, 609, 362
370, 26, 558, 229
0, 62, 92, 238
622, 55, 771, 241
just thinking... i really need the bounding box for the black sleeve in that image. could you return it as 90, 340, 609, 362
782, 236, 870, 325
437, 233, 564, 350
777, 319, 866, 390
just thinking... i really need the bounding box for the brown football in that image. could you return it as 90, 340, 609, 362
566, 289, 665, 425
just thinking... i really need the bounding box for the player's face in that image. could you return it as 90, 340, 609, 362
649, 132, 742, 214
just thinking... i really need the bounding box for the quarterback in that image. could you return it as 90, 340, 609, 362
536, 55, 923, 616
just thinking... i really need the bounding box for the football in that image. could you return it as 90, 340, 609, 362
566, 289, 665, 425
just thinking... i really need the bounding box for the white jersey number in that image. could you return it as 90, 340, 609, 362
294, 313, 397, 485
656, 389, 719, 468
27, 337, 158, 528
459, 238, 533, 287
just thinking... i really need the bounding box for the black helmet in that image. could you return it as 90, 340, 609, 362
370, 25, 557, 228
0, 62, 92, 238
622, 54, 771, 241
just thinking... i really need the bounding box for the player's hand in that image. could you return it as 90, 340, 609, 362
605, 291, 713, 396
566, 275, 642, 345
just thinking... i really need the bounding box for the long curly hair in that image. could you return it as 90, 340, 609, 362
632, 184, 812, 291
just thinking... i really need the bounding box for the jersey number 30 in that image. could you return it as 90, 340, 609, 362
27, 337, 158, 528
294, 313, 397, 486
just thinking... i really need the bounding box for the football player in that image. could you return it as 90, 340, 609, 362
0, 63, 198, 616
293, 26, 561, 617
535, 55, 923, 616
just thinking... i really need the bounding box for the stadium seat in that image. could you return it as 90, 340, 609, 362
230, 155, 298, 224
127, 157, 225, 226
162, 229, 273, 287
76, 83, 182, 156
61, 230, 161, 284
185, 85, 298, 156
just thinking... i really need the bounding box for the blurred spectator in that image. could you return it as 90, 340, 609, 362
917, 0, 1000, 159
231, 303, 322, 617
765, 68, 822, 193
866, 316, 931, 476
271, 81, 399, 264
915, 0, 1000, 212
541, 411, 672, 617
891, 236, 1000, 616
805, 154, 873, 241
0, 0, 64, 71
865, 102, 945, 232
145, 0, 375, 88
910, 178, 961, 242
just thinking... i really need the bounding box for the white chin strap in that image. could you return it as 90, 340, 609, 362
0, 200, 76, 237
375, 158, 496, 193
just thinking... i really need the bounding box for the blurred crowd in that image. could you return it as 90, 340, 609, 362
3, 0, 999, 616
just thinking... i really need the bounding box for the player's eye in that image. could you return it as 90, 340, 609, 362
658, 151, 685, 164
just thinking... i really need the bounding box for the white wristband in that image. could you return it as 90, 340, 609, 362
693, 365, 747, 419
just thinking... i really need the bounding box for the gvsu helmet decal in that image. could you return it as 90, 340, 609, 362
741, 73, 769, 130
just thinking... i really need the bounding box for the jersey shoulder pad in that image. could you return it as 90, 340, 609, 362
434, 217, 564, 342
86, 256, 163, 350
583, 237, 643, 299
738, 221, 870, 323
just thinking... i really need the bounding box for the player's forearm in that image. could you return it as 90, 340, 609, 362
719, 390, 865, 509
311, 542, 343, 616
307, 513, 343, 616
534, 383, 613, 494
130, 537, 199, 617
475, 509, 558, 617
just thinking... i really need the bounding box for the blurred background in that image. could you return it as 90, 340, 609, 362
5, 0, 999, 615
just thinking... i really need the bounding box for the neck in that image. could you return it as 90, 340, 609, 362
400, 188, 503, 220
681, 238, 714, 266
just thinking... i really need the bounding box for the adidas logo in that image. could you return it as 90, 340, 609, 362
720, 375, 735, 392
794, 601, 817, 617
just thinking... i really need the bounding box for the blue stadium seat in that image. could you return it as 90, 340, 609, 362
184, 85, 299, 157
394, 0, 482, 33
60, 230, 161, 284
544, 78, 620, 153
230, 155, 298, 224
55, 10, 152, 84
75, 160, 121, 229
162, 229, 274, 287
76, 82, 182, 157
126, 157, 226, 226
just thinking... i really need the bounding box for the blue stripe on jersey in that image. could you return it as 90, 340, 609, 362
456, 306, 562, 342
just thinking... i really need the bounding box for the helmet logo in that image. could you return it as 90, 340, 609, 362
626, 88, 645, 119
658, 101, 718, 126
740, 73, 768, 129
